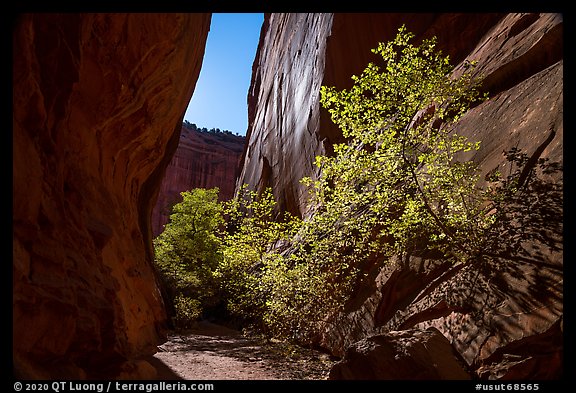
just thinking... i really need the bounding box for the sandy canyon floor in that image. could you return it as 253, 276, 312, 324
150, 321, 336, 380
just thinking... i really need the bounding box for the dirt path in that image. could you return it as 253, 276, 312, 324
150, 321, 336, 380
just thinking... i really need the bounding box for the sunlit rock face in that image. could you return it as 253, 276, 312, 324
13, 13, 211, 379
151, 126, 245, 237
237, 13, 505, 217
236, 13, 334, 216
240, 13, 562, 379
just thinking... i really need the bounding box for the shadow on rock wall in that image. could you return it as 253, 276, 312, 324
382, 147, 563, 379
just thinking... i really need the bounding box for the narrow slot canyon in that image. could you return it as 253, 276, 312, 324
13, 13, 563, 381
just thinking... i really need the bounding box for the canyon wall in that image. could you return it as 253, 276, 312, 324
151, 127, 245, 237
239, 13, 563, 379
238, 13, 506, 217
13, 13, 211, 379
237, 13, 333, 216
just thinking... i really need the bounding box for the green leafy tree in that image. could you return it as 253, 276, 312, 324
153, 188, 224, 328
261, 25, 492, 341
308, 25, 489, 265
215, 186, 301, 330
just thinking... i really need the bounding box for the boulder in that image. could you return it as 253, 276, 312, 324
329, 327, 470, 380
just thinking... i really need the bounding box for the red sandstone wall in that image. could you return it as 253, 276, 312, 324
13, 13, 211, 379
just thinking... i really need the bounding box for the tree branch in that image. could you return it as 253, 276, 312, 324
400, 118, 471, 257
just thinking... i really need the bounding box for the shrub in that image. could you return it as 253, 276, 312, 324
173, 293, 202, 329
153, 188, 224, 328
215, 186, 301, 330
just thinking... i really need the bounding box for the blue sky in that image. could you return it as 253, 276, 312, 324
184, 13, 264, 136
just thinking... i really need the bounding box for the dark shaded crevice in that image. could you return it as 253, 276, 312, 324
280, 181, 302, 219
257, 155, 273, 198
517, 126, 556, 189
342, 255, 384, 313
373, 259, 453, 327
508, 13, 540, 38
397, 300, 470, 330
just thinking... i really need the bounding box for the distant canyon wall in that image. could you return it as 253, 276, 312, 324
239, 13, 563, 379
13, 13, 211, 379
151, 127, 245, 237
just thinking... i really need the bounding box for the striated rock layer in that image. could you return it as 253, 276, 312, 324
13, 13, 211, 379
151, 127, 245, 237
239, 13, 563, 379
